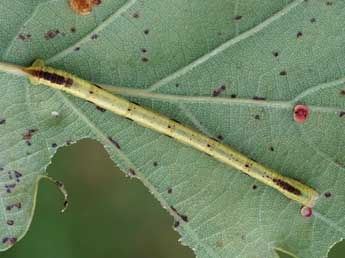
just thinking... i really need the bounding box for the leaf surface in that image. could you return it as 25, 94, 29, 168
0, 0, 344, 257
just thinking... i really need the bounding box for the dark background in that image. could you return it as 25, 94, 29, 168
3, 140, 344, 258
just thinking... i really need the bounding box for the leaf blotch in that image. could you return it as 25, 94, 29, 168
212, 85, 226, 97
69, 0, 102, 15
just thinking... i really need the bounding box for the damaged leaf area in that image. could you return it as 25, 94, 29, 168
0, 0, 345, 258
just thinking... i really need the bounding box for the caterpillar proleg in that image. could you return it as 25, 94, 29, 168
22, 59, 319, 208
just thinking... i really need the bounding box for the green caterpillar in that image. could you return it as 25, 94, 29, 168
22, 59, 318, 208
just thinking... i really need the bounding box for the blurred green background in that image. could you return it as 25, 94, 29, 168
2, 140, 344, 258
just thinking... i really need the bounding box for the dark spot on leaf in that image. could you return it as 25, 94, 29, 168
128, 168, 136, 177
230, 94, 237, 98
74, 47, 81, 51
108, 136, 121, 149
326, 1, 333, 5
174, 221, 180, 228
144, 29, 150, 35
6, 203, 21, 211
252, 185, 257, 190
234, 15, 242, 20
272, 51, 279, 57
18, 33, 31, 41
175, 83, 180, 87
70, 27, 76, 33
280, 70, 287, 76
153, 161, 158, 167
339, 111, 345, 117
273, 178, 302, 195
253, 96, 266, 101
91, 34, 98, 40
324, 192, 332, 198
310, 17, 316, 23
44, 29, 60, 40
297, 31, 303, 38
167, 188, 172, 194
52, 143, 58, 148
212, 85, 226, 97
170, 206, 188, 222
141, 57, 149, 62
340, 89, 345, 95
269, 146, 274, 152
6, 220, 14, 226
0, 118, 6, 125
254, 114, 260, 120
132, 12, 140, 18
89, 90, 94, 94
141, 48, 147, 53
217, 135, 224, 141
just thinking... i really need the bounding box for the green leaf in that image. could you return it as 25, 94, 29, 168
0, 0, 344, 257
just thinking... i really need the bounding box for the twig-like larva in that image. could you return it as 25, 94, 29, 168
10, 59, 319, 208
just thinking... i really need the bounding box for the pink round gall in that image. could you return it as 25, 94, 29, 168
300, 206, 313, 218
294, 104, 309, 123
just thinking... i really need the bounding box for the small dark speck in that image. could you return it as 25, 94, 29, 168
254, 114, 260, 120
324, 192, 332, 198
45, 30, 60, 40
174, 221, 180, 228
234, 15, 242, 20
74, 47, 80, 51
310, 17, 316, 23
253, 96, 266, 101
252, 185, 257, 190
297, 31, 303, 38
52, 143, 58, 148
0, 118, 5, 125
272, 51, 279, 57
141, 48, 147, 53
6, 220, 14, 226
280, 70, 287, 76
153, 161, 158, 167
217, 135, 224, 141
132, 12, 140, 18
269, 146, 274, 151
91, 34, 98, 40
230, 94, 237, 98
144, 29, 150, 35
141, 57, 149, 62
340, 90, 345, 96
339, 111, 345, 117
70, 27, 76, 33
168, 188, 172, 194
175, 83, 180, 87
326, 1, 333, 5
108, 136, 121, 149
128, 168, 136, 177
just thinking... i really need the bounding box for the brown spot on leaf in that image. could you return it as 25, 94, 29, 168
339, 111, 345, 117
324, 192, 332, 198
132, 12, 140, 18
280, 70, 287, 76
272, 51, 279, 57
234, 15, 242, 20
44, 30, 60, 40
18, 33, 31, 41
6, 220, 14, 226
297, 31, 303, 38
144, 29, 150, 35
0, 118, 5, 125
69, 0, 102, 15
212, 85, 226, 97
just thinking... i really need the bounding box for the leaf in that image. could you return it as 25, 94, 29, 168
0, 0, 344, 257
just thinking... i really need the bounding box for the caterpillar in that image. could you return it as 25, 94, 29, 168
22, 59, 318, 208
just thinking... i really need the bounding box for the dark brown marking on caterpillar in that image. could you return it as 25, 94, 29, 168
96, 106, 106, 112
171, 119, 181, 124
273, 178, 302, 196
108, 136, 121, 149
29, 70, 73, 87
94, 84, 103, 89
